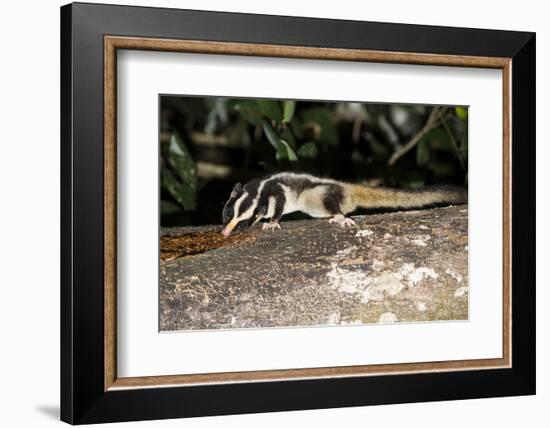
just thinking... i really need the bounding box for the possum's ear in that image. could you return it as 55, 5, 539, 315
231, 182, 243, 197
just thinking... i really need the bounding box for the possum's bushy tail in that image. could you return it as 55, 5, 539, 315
346, 184, 467, 211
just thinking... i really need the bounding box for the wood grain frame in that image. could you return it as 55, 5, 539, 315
61, 4, 535, 424
103, 36, 513, 391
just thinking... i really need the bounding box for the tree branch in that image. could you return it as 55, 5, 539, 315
387, 106, 448, 166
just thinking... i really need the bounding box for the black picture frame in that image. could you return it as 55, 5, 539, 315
61, 2, 535, 424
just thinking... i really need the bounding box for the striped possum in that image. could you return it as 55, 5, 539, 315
221, 172, 467, 236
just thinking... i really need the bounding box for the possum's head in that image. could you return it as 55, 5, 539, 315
221, 182, 258, 237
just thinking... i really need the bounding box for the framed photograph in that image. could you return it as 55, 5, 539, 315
60, 2, 535, 424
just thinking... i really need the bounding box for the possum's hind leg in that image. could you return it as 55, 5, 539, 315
324, 185, 356, 228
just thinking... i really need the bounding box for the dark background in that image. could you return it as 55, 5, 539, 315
160, 96, 468, 227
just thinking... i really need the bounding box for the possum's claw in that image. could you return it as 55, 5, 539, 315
329, 214, 356, 228
262, 222, 281, 231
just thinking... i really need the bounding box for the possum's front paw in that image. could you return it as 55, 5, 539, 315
329, 214, 356, 228
262, 222, 281, 231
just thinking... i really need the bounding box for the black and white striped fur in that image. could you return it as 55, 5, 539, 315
221, 172, 466, 236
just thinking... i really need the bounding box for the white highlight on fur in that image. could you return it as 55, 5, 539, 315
266, 196, 277, 219
232, 175, 273, 223
279, 183, 300, 215
270, 172, 339, 185
232, 192, 248, 222
269, 172, 343, 218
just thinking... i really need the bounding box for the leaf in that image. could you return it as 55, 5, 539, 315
301, 107, 338, 147
297, 141, 318, 158
203, 98, 228, 134
262, 120, 283, 150
274, 149, 287, 161
280, 139, 298, 162
234, 100, 263, 125
161, 168, 197, 210
168, 137, 185, 155
204, 109, 218, 135
420, 127, 451, 151
282, 100, 296, 123
161, 132, 198, 211
216, 98, 228, 123
262, 120, 288, 160
455, 107, 468, 120
280, 127, 296, 149
257, 99, 282, 122
168, 134, 197, 189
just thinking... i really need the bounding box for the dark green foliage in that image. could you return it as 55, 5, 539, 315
297, 141, 318, 158
301, 107, 339, 148
257, 99, 283, 122
233, 100, 262, 125
160, 132, 198, 213
282, 100, 296, 123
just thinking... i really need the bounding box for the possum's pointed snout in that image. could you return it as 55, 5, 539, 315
221, 220, 238, 237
